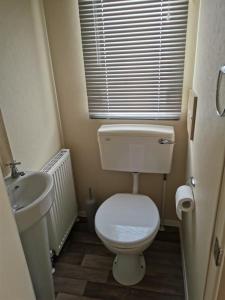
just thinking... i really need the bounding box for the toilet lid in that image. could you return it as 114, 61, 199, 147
95, 193, 160, 248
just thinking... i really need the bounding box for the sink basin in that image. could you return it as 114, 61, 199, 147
5, 171, 55, 299
6, 171, 53, 232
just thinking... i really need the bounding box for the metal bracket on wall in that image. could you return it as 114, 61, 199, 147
214, 237, 224, 267
216, 65, 225, 117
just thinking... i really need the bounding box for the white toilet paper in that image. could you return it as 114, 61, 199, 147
175, 185, 194, 220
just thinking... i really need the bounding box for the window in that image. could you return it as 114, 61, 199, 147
78, 0, 189, 120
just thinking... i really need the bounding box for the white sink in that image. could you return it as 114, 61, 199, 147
6, 172, 53, 233
5, 171, 55, 299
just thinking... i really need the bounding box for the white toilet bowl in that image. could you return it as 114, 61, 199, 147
95, 193, 160, 286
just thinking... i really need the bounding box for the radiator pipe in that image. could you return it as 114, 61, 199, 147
160, 174, 167, 231
132, 172, 140, 194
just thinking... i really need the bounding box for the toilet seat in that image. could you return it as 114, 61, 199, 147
95, 193, 160, 249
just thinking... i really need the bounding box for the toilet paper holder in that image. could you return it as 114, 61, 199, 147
187, 176, 196, 188
190, 176, 196, 187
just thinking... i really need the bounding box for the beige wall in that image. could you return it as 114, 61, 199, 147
0, 169, 35, 300
43, 0, 197, 220
0, 0, 62, 172
183, 1, 225, 299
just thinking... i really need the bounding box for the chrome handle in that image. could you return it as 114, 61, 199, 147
158, 138, 175, 145
5, 160, 21, 167
216, 65, 225, 117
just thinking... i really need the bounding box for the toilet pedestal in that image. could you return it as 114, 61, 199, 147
112, 253, 146, 286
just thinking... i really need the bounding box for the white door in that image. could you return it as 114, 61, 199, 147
204, 159, 225, 299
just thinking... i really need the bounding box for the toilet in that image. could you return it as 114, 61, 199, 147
95, 124, 175, 286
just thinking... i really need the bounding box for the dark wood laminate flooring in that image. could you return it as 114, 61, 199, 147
54, 218, 185, 300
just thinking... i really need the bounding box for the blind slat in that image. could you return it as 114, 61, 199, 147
79, 0, 187, 8
80, 14, 187, 25
81, 21, 187, 31
82, 33, 186, 42
78, 0, 188, 120
88, 92, 183, 96
85, 67, 185, 73
83, 42, 186, 49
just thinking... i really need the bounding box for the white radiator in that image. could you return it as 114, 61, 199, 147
42, 149, 78, 255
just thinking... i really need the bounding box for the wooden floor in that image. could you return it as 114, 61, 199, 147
54, 218, 185, 300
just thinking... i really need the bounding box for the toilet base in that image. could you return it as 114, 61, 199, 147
112, 253, 146, 286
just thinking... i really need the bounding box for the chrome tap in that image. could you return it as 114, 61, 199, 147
5, 161, 25, 179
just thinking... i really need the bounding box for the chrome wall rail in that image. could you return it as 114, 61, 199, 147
216, 65, 225, 117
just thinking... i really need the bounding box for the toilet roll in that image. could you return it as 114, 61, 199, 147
175, 185, 195, 220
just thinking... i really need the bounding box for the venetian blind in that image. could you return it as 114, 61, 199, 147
78, 0, 189, 119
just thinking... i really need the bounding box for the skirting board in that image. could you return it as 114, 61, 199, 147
163, 219, 180, 227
